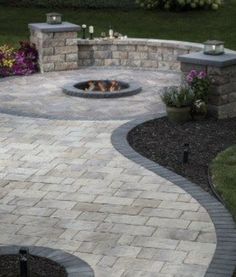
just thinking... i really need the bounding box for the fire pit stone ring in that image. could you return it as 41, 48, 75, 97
62, 80, 142, 98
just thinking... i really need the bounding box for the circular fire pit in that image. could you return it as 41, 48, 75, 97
0, 245, 94, 277
62, 80, 142, 98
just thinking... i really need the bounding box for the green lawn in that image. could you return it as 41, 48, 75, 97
211, 145, 236, 220
0, 2, 236, 49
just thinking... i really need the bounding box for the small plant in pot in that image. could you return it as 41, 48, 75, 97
192, 99, 208, 120
161, 86, 194, 123
186, 70, 210, 120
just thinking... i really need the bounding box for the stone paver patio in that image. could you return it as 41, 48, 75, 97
0, 68, 222, 276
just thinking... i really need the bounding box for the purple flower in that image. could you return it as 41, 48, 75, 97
198, 71, 207, 79
189, 70, 198, 77
186, 75, 193, 83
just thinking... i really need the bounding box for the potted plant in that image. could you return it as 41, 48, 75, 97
186, 70, 210, 119
192, 99, 208, 120
161, 86, 194, 123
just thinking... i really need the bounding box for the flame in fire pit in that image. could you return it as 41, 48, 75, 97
85, 80, 121, 92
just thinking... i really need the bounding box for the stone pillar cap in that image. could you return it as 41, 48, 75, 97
28, 22, 80, 33
178, 51, 236, 67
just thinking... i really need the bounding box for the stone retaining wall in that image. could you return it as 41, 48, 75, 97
77, 39, 203, 71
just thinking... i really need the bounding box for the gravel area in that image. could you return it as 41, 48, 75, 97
127, 117, 236, 192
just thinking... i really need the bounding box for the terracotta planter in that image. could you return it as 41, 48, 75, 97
166, 106, 191, 123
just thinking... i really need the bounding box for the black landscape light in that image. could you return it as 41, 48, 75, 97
19, 247, 29, 277
183, 143, 190, 164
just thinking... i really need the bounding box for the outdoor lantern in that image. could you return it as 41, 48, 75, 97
46, 13, 62, 25
82, 24, 87, 39
203, 40, 224, 55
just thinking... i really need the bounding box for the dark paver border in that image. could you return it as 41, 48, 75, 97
0, 245, 94, 277
111, 113, 236, 277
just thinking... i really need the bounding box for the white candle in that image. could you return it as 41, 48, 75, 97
89, 26, 94, 34
109, 29, 113, 38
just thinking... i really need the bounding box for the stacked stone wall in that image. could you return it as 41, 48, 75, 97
77, 39, 203, 72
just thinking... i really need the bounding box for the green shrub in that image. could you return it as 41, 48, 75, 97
0, 0, 137, 9
136, 0, 223, 11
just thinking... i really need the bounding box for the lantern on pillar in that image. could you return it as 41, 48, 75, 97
46, 13, 62, 25
203, 40, 224, 55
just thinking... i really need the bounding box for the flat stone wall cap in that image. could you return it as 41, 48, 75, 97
178, 51, 236, 67
28, 22, 81, 33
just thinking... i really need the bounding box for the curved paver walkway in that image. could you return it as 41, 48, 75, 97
0, 68, 235, 277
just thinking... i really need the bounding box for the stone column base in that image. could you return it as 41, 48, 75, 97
178, 52, 236, 119
29, 22, 80, 73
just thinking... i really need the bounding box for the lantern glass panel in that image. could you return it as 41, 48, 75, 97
46, 13, 62, 25
204, 40, 224, 55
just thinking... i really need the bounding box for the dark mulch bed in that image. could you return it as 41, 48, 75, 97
0, 255, 67, 277
127, 117, 236, 192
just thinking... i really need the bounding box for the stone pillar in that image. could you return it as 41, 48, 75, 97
178, 52, 236, 119
29, 22, 80, 73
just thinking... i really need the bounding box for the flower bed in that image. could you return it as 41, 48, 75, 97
0, 41, 38, 77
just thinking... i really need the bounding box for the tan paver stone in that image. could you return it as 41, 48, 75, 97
93, 244, 141, 258
132, 199, 161, 208
78, 241, 98, 253
181, 211, 211, 222
111, 223, 155, 236
0, 234, 39, 245
140, 191, 179, 201
0, 204, 16, 213
36, 237, 81, 252
98, 256, 117, 268
40, 183, 77, 193
118, 235, 134, 246
73, 251, 103, 266
185, 250, 215, 266
177, 241, 216, 253
74, 231, 120, 243
188, 221, 215, 232
159, 201, 200, 211
138, 248, 187, 264
57, 192, 96, 202
0, 213, 19, 224
17, 225, 64, 238
57, 219, 99, 231
51, 209, 81, 219
99, 204, 142, 215
160, 263, 206, 276
8, 197, 41, 207
132, 237, 179, 250
105, 214, 148, 225
78, 211, 107, 222
153, 228, 199, 241
146, 218, 190, 229
196, 232, 217, 243
94, 196, 134, 205
140, 208, 182, 219
36, 199, 76, 210
113, 257, 164, 273
91, 266, 124, 277
73, 202, 103, 212
15, 215, 59, 227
